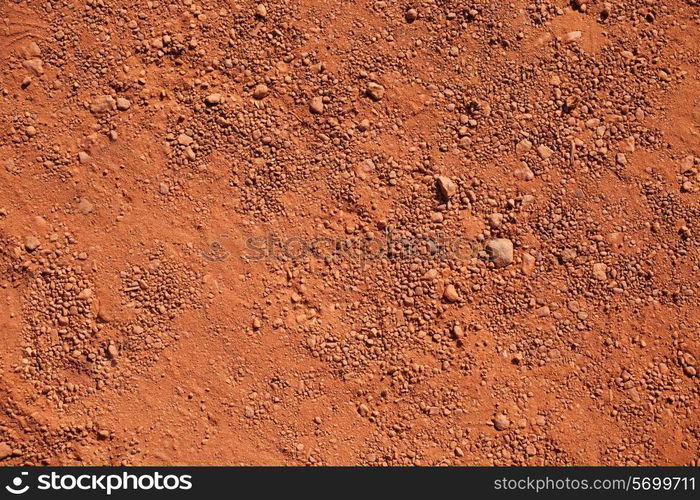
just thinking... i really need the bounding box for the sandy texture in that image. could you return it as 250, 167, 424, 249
0, 0, 699, 466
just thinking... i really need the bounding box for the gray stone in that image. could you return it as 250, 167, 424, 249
486, 239, 513, 268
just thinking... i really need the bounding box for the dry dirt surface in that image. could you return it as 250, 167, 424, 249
0, 0, 699, 467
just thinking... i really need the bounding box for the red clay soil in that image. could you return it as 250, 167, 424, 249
0, 0, 699, 466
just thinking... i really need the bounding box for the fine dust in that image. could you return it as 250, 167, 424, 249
0, 0, 698, 466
